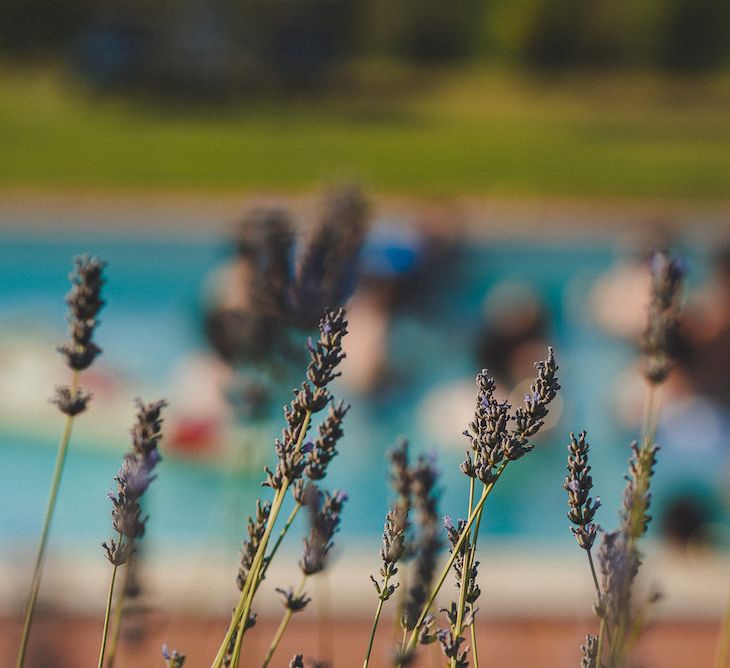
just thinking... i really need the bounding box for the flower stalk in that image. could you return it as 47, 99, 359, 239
213, 308, 349, 668
17, 256, 106, 668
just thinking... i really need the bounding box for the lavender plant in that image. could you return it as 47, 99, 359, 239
206, 186, 367, 420
386, 348, 560, 666
162, 644, 186, 667
364, 440, 412, 668
99, 400, 167, 668
17, 256, 106, 668
261, 486, 347, 667
567, 249, 685, 667
212, 307, 350, 668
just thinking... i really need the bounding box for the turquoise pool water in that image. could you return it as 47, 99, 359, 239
0, 230, 723, 562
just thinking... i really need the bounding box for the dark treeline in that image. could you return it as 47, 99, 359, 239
2, 0, 729, 89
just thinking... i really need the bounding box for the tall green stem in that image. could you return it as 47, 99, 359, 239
400, 462, 508, 663
226, 486, 287, 667
611, 382, 660, 665
470, 623, 480, 668
230, 501, 304, 667
586, 550, 613, 647
16, 372, 79, 668
597, 618, 606, 666
641, 384, 658, 446
363, 574, 391, 668
98, 563, 120, 668
105, 552, 134, 668
451, 478, 475, 667
260, 502, 302, 582
467, 482, 488, 668
211, 410, 312, 668
262, 576, 308, 668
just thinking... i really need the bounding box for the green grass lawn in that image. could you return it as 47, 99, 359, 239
1, 64, 730, 198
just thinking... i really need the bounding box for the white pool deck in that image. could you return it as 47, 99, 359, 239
2, 541, 728, 620
1, 190, 729, 242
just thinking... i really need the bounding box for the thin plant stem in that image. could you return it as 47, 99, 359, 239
229, 486, 288, 667
212, 410, 312, 668
225, 497, 305, 664
470, 623, 480, 668
394, 564, 409, 638
234, 422, 312, 662
233, 486, 290, 662
713, 594, 730, 668
614, 382, 661, 664
587, 550, 601, 602
262, 576, 308, 668
98, 562, 120, 668
105, 552, 133, 668
228, 500, 303, 664
467, 480, 488, 668
597, 617, 606, 667
363, 574, 391, 668
400, 462, 508, 663
16, 371, 79, 668
586, 551, 612, 645
260, 502, 302, 582
641, 383, 658, 447
230, 601, 246, 668
451, 478, 475, 667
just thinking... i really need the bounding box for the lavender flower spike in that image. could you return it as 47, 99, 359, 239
263, 307, 349, 491
565, 431, 601, 550
162, 643, 186, 667
300, 487, 347, 576
401, 454, 441, 632
236, 500, 271, 591
103, 400, 167, 565
641, 249, 685, 384
580, 634, 598, 668
57, 255, 106, 372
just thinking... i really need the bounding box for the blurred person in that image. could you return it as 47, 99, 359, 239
339, 220, 429, 395
476, 281, 550, 390
607, 259, 730, 550
418, 279, 561, 449
683, 245, 730, 409
589, 225, 678, 341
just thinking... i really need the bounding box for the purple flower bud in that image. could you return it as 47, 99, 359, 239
567, 480, 580, 492
443, 515, 453, 530
162, 644, 171, 660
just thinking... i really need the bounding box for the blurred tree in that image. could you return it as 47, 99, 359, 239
659, 0, 730, 70
348, 0, 487, 62
481, 0, 730, 70
2, 0, 729, 80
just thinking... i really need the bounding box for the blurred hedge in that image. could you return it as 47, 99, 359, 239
2, 0, 729, 72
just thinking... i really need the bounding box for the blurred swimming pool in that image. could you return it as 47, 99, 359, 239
0, 229, 725, 564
